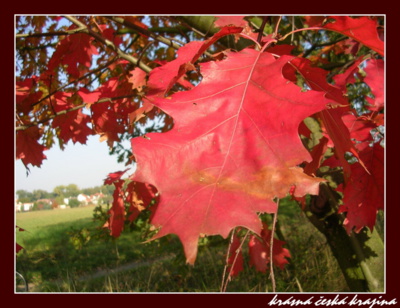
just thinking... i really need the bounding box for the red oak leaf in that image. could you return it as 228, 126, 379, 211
363, 59, 384, 111
16, 243, 24, 254
98, 24, 123, 46
147, 26, 243, 95
16, 226, 25, 254
303, 16, 326, 27
303, 136, 329, 176
283, 56, 349, 106
128, 99, 154, 125
51, 92, 93, 144
342, 113, 378, 150
322, 16, 384, 56
78, 87, 101, 105
126, 181, 159, 222
104, 179, 125, 237
16, 126, 47, 167
131, 47, 329, 264
128, 67, 147, 91
332, 56, 365, 89
16, 76, 42, 114
337, 112, 383, 233
339, 143, 384, 233
48, 31, 99, 78
103, 169, 131, 236
214, 16, 248, 28
226, 234, 244, 278
90, 77, 136, 146
214, 16, 255, 43
104, 168, 130, 185
282, 57, 368, 181
248, 223, 290, 272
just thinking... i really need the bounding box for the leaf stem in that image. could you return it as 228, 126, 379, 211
278, 27, 323, 42
270, 199, 279, 292
273, 16, 282, 38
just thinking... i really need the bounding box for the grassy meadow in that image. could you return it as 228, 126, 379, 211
15, 199, 354, 293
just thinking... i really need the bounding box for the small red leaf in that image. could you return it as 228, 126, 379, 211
248, 223, 290, 272
339, 143, 384, 233
214, 16, 248, 28
16, 126, 47, 167
48, 31, 99, 78
363, 59, 384, 111
104, 168, 130, 185
51, 92, 93, 144
105, 180, 125, 237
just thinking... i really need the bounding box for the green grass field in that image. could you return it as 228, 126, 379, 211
16, 201, 351, 293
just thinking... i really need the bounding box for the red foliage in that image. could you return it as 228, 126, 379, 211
15, 16, 385, 275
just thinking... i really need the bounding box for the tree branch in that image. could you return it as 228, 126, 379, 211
16, 28, 85, 38
106, 16, 182, 50
30, 57, 119, 108
16, 94, 138, 131
64, 16, 152, 74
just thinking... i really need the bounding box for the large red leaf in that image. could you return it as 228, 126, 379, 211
131, 46, 329, 264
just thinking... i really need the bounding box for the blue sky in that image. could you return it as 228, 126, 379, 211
15, 136, 133, 193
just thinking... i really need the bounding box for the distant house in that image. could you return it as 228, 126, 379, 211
90, 193, 105, 205
77, 193, 91, 205
16, 202, 34, 212
77, 193, 105, 206
15, 202, 22, 212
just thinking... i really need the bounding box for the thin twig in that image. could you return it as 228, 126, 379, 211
16, 28, 85, 38
220, 230, 235, 292
106, 16, 182, 50
270, 199, 280, 293
220, 229, 250, 292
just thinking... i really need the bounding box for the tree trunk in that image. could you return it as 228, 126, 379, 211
305, 184, 384, 292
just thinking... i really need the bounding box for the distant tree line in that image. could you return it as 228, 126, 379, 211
16, 184, 115, 206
